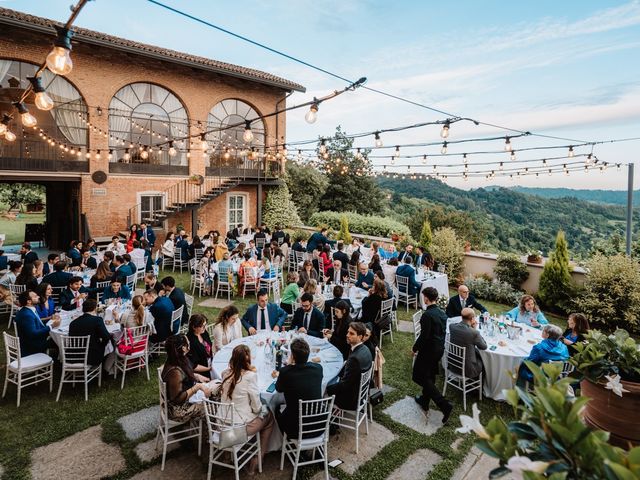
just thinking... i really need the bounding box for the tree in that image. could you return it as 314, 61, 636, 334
262, 184, 301, 229
493, 253, 529, 290
284, 162, 328, 222
538, 230, 573, 311
419, 219, 433, 250
0, 184, 45, 212
318, 126, 383, 215
430, 227, 465, 282
337, 215, 352, 244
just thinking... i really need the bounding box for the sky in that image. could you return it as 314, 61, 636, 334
5, 0, 640, 190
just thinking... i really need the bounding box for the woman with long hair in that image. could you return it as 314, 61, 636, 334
361, 277, 388, 324
212, 305, 242, 352
348, 250, 361, 267
562, 312, 590, 355
126, 224, 139, 253
35, 282, 56, 323
303, 278, 324, 311
220, 344, 274, 473
368, 253, 382, 274
297, 259, 318, 287
90, 260, 112, 292
506, 294, 548, 327
198, 247, 215, 295
186, 314, 214, 378
15, 262, 38, 291
161, 231, 175, 261
115, 295, 153, 329
319, 244, 332, 276
323, 299, 352, 359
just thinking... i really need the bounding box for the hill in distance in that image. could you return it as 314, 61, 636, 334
506, 187, 640, 207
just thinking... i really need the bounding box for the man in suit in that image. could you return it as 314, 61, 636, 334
42, 253, 60, 276
241, 289, 288, 334
306, 228, 332, 253
260, 223, 271, 235
111, 255, 130, 282
15, 290, 61, 356
144, 289, 175, 342
59, 276, 90, 311
291, 293, 326, 338
413, 287, 453, 424
355, 263, 375, 290
396, 255, 422, 296
397, 244, 414, 263
449, 307, 487, 379
20, 242, 38, 264
446, 284, 488, 318
291, 236, 306, 253
68, 298, 112, 366
242, 225, 254, 236
175, 234, 190, 261
271, 225, 288, 246
326, 321, 373, 411
161, 276, 189, 325
275, 338, 323, 439
67, 241, 82, 266
325, 259, 349, 285
332, 241, 350, 267
79, 249, 98, 270
136, 222, 156, 248
42, 260, 73, 288
414, 246, 428, 269
323, 285, 352, 320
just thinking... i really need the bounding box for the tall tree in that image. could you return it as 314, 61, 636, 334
284, 162, 328, 222
538, 230, 573, 311
262, 184, 301, 228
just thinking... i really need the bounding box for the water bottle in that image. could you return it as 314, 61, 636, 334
275, 347, 283, 371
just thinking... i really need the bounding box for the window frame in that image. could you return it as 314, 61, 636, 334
137, 191, 166, 228
226, 193, 248, 232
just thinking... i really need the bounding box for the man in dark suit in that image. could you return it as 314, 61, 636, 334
332, 241, 350, 268
306, 228, 333, 253
15, 290, 61, 356
67, 241, 82, 266
291, 293, 326, 338
111, 256, 130, 282
446, 284, 488, 318
414, 246, 428, 269
449, 308, 487, 379
161, 276, 188, 325
291, 236, 306, 253
326, 321, 373, 411
396, 255, 422, 296
413, 287, 453, 423
136, 222, 156, 248
59, 276, 90, 311
355, 263, 375, 289
20, 242, 38, 264
79, 249, 98, 270
271, 225, 288, 246
325, 259, 349, 285
241, 289, 288, 334
323, 285, 352, 320
68, 298, 112, 366
42, 261, 73, 288
397, 244, 414, 263
275, 338, 323, 438
144, 289, 175, 342
42, 253, 60, 276
175, 234, 190, 261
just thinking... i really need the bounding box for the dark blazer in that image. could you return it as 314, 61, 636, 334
149, 296, 175, 342
81, 256, 98, 270
59, 286, 90, 311
323, 296, 352, 320
112, 264, 133, 282
175, 239, 189, 261
167, 287, 189, 325
449, 321, 487, 378
446, 294, 487, 318
397, 251, 412, 263
329, 318, 351, 360
306, 232, 331, 253
16, 307, 50, 356
325, 267, 349, 285
396, 264, 422, 296
332, 251, 350, 269
291, 306, 326, 338
43, 261, 56, 276
326, 343, 373, 410
297, 269, 319, 288
23, 250, 38, 264
360, 293, 384, 324
42, 270, 73, 288
136, 227, 156, 247
412, 304, 447, 385
241, 303, 288, 332
67, 248, 82, 266
68, 313, 112, 366
355, 271, 375, 289
186, 330, 213, 378
102, 284, 132, 301
292, 242, 305, 253
272, 230, 287, 245
35, 298, 56, 320
275, 362, 324, 438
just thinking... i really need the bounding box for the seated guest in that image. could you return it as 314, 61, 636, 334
280, 271, 300, 315
241, 289, 287, 335
114, 294, 154, 330
517, 324, 569, 387
15, 262, 39, 291
324, 284, 352, 319
186, 313, 214, 379
348, 250, 361, 268
161, 276, 189, 325
368, 254, 383, 274
33, 259, 44, 283
144, 289, 175, 342
302, 279, 325, 311
102, 278, 132, 302
446, 284, 487, 318
126, 224, 138, 253
42, 260, 72, 288
59, 276, 89, 311
242, 224, 254, 236
144, 272, 163, 295
187, 235, 204, 260
245, 240, 258, 259
345, 238, 361, 256
378, 243, 398, 261
139, 239, 154, 272
214, 237, 229, 262
211, 305, 243, 352
355, 263, 375, 290
89, 261, 112, 295
260, 223, 271, 235
161, 232, 175, 262
229, 241, 246, 261
106, 235, 125, 256
297, 260, 318, 287
175, 233, 190, 261
374, 270, 395, 302
332, 241, 350, 267
271, 225, 288, 246
326, 322, 373, 410
175, 228, 187, 243
0, 260, 22, 288
136, 222, 156, 247
111, 255, 130, 282
325, 259, 348, 285
121, 254, 135, 278
396, 255, 422, 296
67, 240, 82, 265
397, 244, 414, 263
78, 249, 98, 270
129, 240, 146, 270
16, 290, 61, 356
259, 249, 277, 281
253, 226, 267, 246
103, 251, 115, 270
217, 252, 235, 287
85, 238, 97, 254
323, 299, 352, 359
43, 253, 59, 275
68, 299, 112, 366
292, 293, 326, 337
238, 252, 258, 290
275, 338, 323, 439
306, 227, 332, 253
161, 334, 212, 422
319, 244, 332, 276
20, 242, 38, 264
35, 282, 56, 323
562, 312, 590, 355
449, 308, 487, 378
291, 236, 306, 253
360, 278, 388, 325
506, 295, 548, 327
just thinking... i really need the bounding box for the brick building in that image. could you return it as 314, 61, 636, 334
0, 7, 304, 249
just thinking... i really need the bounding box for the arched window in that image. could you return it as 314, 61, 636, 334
108, 83, 189, 166
206, 99, 265, 167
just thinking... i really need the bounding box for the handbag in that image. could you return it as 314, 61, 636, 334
116, 328, 146, 356
374, 312, 392, 329
369, 389, 384, 406
217, 423, 248, 449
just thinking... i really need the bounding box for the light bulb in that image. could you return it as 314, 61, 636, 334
0, 123, 6, 135
4, 130, 16, 142
568, 146, 574, 158
200, 134, 208, 151
108, 150, 113, 160
85, 151, 91, 159
46, 45, 73, 75
282, 146, 288, 157
21, 111, 37, 128
305, 103, 318, 124
422, 155, 427, 164
440, 122, 450, 139
140, 149, 149, 160
394, 146, 400, 158
168, 145, 177, 157
242, 121, 253, 143
123, 149, 130, 161
374, 132, 383, 148
441, 141, 448, 155
319, 140, 327, 155
223, 149, 230, 160
96, 150, 101, 160
504, 137, 511, 151
510, 151, 516, 161
34, 91, 54, 111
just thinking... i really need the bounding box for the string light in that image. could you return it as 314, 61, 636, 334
95, 149, 101, 160
123, 149, 131, 161
13, 102, 37, 127
305, 101, 319, 124
28, 76, 54, 111
168, 141, 177, 157
463, 153, 468, 164
441, 141, 448, 154
440, 121, 450, 139
0, 114, 9, 135
394, 146, 400, 158
319, 139, 327, 155
46, 26, 74, 76
568, 145, 574, 157
504, 137, 512, 151
140, 146, 149, 160
200, 133, 208, 151
510, 151, 516, 161
108, 149, 113, 160
242, 120, 254, 143
4, 130, 16, 142
422, 155, 427, 164
374, 132, 383, 148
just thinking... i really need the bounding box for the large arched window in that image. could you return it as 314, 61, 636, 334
206, 99, 265, 167
108, 83, 189, 166
0, 59, 87, 162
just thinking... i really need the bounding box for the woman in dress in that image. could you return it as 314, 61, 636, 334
505, 295, 548, 327
116, 294, 154, 330
186, 313, 214, 379
126, 224, 139, 253
86, 238, 97, 254
14, 262, 39, 291
323, 299, 351, 360
214, 237, 229, 262
319, 244, 332, 276
188, 235, 205, 260
280, 271, 300, 314
382, 256, 399, 286
260, 248, 278, 282
368, 253, 383, 274
348, 250, 361, 268
89, 260, 112, 295
297, 260, 318, 288
302, 278, 324, 312
197, 247, 215, 295
360, 277, 388, 326
562, 312, 590, 355
211, 305, 243, 352
161, 232, 175, 263
35, 282, 56, 323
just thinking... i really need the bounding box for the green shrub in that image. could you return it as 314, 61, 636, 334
493, 253, 529, 290
336, 215, 352, 244
464, 276, 521, 306
538, 230, 573, 311
430, 227, 464, 281
308, 211, 412, 239
419, 219, 433, 251
576, 253, 640, 334
262, 184, 301, 228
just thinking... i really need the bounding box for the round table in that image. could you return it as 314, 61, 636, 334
323, 285, 366, 317
417, 271, 449, 308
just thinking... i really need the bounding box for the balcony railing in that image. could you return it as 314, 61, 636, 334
0, 139, 89, 173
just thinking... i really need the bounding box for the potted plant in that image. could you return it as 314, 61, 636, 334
188, 174, 204, 185
570, 329, 640, 448
464, 240, 472, 252
456, 362, 640, 478
526, 250, 543, 264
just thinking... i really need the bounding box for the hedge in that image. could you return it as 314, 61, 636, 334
308, 211, 412, 239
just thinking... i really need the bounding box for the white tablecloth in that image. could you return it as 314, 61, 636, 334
323, 285, 366, 318
50, 307, 122, 356
5, 253, 21, 262
417, 272, 449, 308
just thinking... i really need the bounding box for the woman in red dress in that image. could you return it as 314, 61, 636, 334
126, 223, 139, 253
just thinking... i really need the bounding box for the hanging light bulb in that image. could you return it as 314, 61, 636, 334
510, 151, 516, 161
390, 155, 395, 166
4, 130, 16, 142
95, 149, 101, 160
140, 147, 149, 160
0, 113, 10, 135
223, 148, 231, 160
440, 121, 450, 139
422, 155, 427, 164
242, 120, 254, 143
282, 144, 288, 157
394, 146, 400, 158
319, 139, 327, 155
568, 145, 574, 158
374, 132, 383, 148
123, 148, 130, 161
13, 102, 37, 127
305, 102, 319, 124
200, 133, 208, 151
499, 161, 504, 171
168, 141, 177, 157
441, 141, 448, 154
28, 76, 55, 111
586, 153, 593, 165
45, 26, 74, 75
108, 149, 113, 161
617, 163, 621, 171
463, 153, 468, 164
85, 151, 91, 159
504, 137, 512, 151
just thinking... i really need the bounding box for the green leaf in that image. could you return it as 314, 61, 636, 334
475, 439, 501, 459
489, 466, 511, 479
508, 422, 538, 440
604, 462, 638, 480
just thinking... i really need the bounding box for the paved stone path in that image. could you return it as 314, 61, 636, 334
198, 298, 233, 308
383, 396, 445, 435
387, 448, 442, 480
118, 405, 160, 441
397, 320, 415, 334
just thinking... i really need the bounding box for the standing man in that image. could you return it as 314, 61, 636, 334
449, 307, 487, 379
446, 284, 487, 318
241, 289, 288, 334
413, 286, 453, 423
306, 228, 333, 253
20, 242, 38, 264
136, 222, 156, 248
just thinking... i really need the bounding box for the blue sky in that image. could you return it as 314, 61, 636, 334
5, 0, 640, 189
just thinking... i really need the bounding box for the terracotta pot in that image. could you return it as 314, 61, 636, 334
581, 378, 640, 449
527, 255, 543, 264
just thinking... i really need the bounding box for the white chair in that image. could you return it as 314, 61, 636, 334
259, 268, 279, 298
194, 247, 205, 261
412, 311, 422, 341
255, 237, 266, 251
347, 264, 357, 285
442, 340, 482, 411
294, 251, 306, 271
188, 258, 198, 292
287, 251, 297, 272
172, 250, 187, 273
125, 273, 137, 293
272, 280, 282, 305
396, 275, 418, 311
56, 335, 102, 402
162, 250, 174, 271
7, 283, 26, 329
113, 325, 151, 389
204, 399, 261, 480
216, 266, 234, 300
192, 262, 207, 297
95, 280, 111, 303
171, 306, 184, 335
184, 293, 194, 318
377, 297, 394, 347
155, 368, 202, 471
51, 286, 65, 307
280, 396, 335, 480
330, 367, 373, 454
132, 255, 146, 282
2, 332, 53, 407
242, 267, 258, 298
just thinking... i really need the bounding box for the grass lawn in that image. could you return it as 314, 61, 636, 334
0, 272, 565, 480
0, 212, 46, 246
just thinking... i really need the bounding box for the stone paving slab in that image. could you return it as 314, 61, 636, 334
387, 448, 442, 480
198, 298, 233, 308
30, 426, 125, 480
397, 320, 415, 333
329, 421, 396, 475
383, 396, 444, 436
118, 406, 160, 441
452, 446, 518, 480
135, 436, 179, 463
